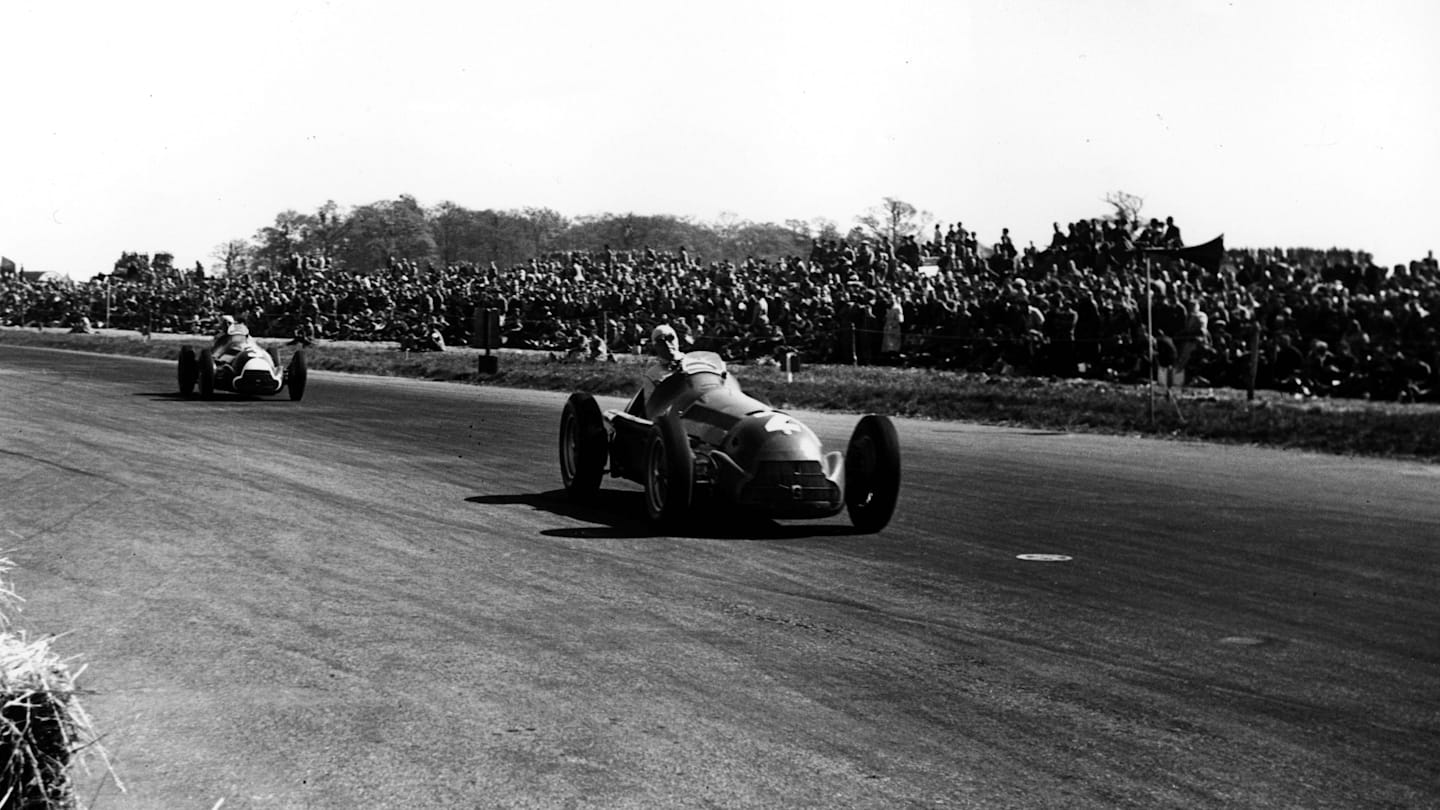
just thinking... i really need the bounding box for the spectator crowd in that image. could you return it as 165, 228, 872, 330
3, 215, 1438, 402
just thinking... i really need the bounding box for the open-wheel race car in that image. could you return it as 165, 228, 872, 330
177, 326, 308, 401
559, 352, 900, 532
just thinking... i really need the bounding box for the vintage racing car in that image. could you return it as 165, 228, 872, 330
177, 326, 308, 401
559, 352, 900, 532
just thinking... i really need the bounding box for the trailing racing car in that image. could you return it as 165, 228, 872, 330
559, 351, 900, 532
177, 325, 308, 401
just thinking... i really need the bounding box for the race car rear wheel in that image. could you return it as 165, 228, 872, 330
644, 415, 693, 526
177, 347, 198, 396
197, 348, 216, 399
560, 392, 606, 501
287, 350, 308, 402
844, 414, 901, 533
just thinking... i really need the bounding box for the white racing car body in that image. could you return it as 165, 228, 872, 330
177, 326, 308, 401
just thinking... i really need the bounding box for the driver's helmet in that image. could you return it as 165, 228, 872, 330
651, 324, 681, 360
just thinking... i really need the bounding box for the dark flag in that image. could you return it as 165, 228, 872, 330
0, 256, 15, 277
1144, 235, 1225, 274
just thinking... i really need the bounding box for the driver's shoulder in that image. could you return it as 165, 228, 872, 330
641, 356, 673, 378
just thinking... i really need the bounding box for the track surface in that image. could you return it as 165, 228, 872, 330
2, 345, 1437, 809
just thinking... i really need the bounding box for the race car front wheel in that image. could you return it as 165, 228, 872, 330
845, 414, 901, 533
178, 347, 198, 396
560, 392, 606, 500
287, 350, 308, 401
645, 415, 693, 526
197, 349, 216, 399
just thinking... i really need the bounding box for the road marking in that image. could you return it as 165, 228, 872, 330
1016, 554, 1072, 562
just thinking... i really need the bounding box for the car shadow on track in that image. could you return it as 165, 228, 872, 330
465, 490, 864, 541
134, 391, 282, 403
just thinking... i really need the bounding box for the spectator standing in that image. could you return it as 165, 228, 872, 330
998, 228, 1017, 261
882, 293, 905, 360
1174, 298, 1210, 384
1044, 293, 1079, 377
1162, 216, 1184, 248
897, 236, 921, 271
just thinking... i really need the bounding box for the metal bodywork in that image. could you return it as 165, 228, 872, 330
212, 337, 286, 396
178, 332, 306, 401
606, 353, 846, 519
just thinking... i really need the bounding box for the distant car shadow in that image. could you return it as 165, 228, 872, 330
465, 489, 863, 541
134, 391, 281, 403
932, 428, 1068, 436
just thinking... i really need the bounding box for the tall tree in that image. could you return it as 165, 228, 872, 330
211, 239, 254, 276
855, 197, 930, 242
253, 209, 316, 271
429, 201, 476, 266
811, 218, 842, 243
307, 200, 351, 262
560, 213, 714, 259
424, 203, 540, 268
521, 207, 570, 257
335, 194, 437, 272
1103, 190, 1144, 225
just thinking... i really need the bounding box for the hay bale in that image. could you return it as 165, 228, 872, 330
0, 560, 115, 809
0, 634, 83, 809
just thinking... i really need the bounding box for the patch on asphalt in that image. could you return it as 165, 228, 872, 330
722, 602, 842, 635
1218, 635, 1270, 646
1016, 554, 1072, 562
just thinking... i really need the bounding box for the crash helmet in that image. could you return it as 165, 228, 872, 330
651, 324, 681, 357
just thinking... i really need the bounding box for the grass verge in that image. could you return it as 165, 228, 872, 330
5, 327, 1438, 462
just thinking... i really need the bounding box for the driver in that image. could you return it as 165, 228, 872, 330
630, 324, 687, 416
649, 324, 685, 371
211, 314, 251, 356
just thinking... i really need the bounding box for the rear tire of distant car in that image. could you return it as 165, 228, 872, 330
644, 415, 693, 526
197, 349, 216, 399
844, 414, 901, 533
287, 351, 308, 402
560, 392, 606, 501
178, 347, 198, 397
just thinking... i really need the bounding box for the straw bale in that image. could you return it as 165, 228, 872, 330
0, 557, 116, 809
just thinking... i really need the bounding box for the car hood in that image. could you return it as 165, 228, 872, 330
682, 389, 823, 465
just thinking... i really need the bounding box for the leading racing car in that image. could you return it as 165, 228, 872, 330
559, 351, 900, 532
177, 324, 308, 401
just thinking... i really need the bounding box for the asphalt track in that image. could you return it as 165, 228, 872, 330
1, 343, 1437, 809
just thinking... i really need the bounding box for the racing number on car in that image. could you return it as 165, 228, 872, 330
764, 415, 800, 435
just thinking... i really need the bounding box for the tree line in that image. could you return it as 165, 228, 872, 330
206, 195, 927, 276
203, 195, 958, 277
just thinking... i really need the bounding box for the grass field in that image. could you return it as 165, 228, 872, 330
5, 326, 1438, 462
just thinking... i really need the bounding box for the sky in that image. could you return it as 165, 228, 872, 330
3, 0, 1436, 278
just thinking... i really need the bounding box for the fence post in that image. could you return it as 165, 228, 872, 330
476, 307, 499, 375
1246, 322, 1261, 401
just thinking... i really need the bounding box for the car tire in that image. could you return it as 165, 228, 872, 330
844, 414, 901, 533
560, 392, 607, 501
287, 350, 308, 402
644, 415, 693, 526
197, 348, 216, 399
178, 347, 198, 396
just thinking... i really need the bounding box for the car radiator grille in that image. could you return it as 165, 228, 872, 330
237, 370, 279, 391
740, 460, 838, 506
